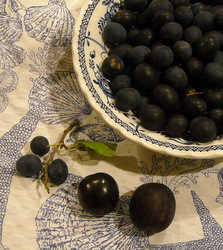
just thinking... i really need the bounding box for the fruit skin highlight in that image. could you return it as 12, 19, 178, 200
129, 182, 176, 234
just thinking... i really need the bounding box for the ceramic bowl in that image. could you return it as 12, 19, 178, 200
72, 0, 223, 159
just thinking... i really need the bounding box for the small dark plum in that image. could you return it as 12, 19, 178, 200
101, 55, 125, 80
115, 87, 141, 112
203, 88, 223, 109
129, 183, 176, 234
152, 10, 174, 30
127, 45, 151, 65
113, 9, 136, 30
134, 63, 161, 90
184, 57, 204, 78
124, 0, 148, 12
203, 63, 223, 88
182, 94, 207, 118
135, 28, 154, 47
48, 159, 68, 186
173, 6, 194, 28
172, 40, 192, 61
16, 154, 43, 177
139, 104, 166, 131
160, 22, 183, 43
109, 74, 132, 94
102, 22, 127, 47
183, 26, 202, 45
211, 5, 223, 16
207, 108, 223, 134
30, 136, 50, 156
205, 31, 223, 48
109, 43, 133, 62
165, 114, 189, 138
207, 108, 223, 123
189, 116, 217, 142
191, 3, 205, 15
147, 0, 173, 17
151, 84, 179, 113
164, 66, 188, 89
192, 11, 215, 32
78, 173, 119, 217
169, 0, 189, 8
194, 36, 219, 61
150, 45, 174, 69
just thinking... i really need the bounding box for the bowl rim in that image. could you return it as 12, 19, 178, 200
72, 0, 223, 159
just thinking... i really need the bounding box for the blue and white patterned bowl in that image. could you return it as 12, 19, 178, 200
72, 0, 223, 159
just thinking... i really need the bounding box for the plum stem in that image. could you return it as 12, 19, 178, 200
39, 119, 79, 193
186, 92, 203, 96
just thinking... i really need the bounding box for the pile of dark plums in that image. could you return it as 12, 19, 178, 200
101, 0, 223, 143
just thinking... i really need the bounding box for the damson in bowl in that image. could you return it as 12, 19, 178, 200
72, 0, 223, 159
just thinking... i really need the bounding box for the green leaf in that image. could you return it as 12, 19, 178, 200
72, 141, 117, 157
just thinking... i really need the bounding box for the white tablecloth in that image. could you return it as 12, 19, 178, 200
0, 0, 223, 249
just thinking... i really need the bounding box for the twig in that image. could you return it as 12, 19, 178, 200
186, 92, 203, 96
41, 119, 79, 192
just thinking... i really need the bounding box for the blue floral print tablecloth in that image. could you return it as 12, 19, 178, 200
0, 0, 223, 249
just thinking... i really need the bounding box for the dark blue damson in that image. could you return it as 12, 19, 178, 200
16, 154, 43, 177
139, 104, 166, 131
115, 88, 141, 112
189, 116, 217, 143
101, 55, 125, 80
102, 22, 127, 47
30, 136, 50, 156
48, 159, 68, 186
